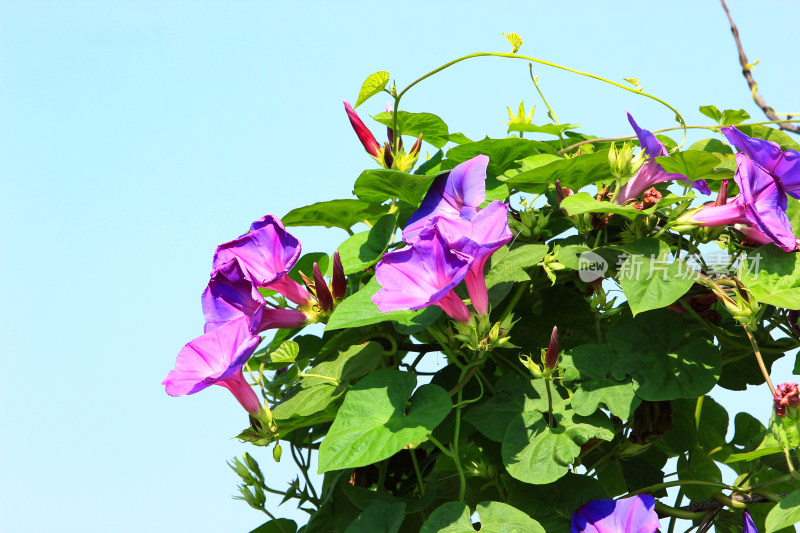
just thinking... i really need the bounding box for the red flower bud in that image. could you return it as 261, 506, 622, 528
344, 100, 381, 158
312, 262, 333, 312
714, 179, 729, 207
545, 326, 559, 369
641, 187, 662, 209
774, 382, 800, 417
332, 251, 347, 300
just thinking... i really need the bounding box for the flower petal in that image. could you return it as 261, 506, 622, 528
571, 495, 660, 533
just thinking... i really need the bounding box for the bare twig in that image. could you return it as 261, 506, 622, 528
720, 0, 800, 135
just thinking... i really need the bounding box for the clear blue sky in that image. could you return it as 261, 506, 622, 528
2, 1, 798, 531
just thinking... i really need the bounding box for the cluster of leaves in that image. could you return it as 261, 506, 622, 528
230, 66, 800, 533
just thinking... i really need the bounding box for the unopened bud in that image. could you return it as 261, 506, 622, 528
519, 354, 543, 378
273, 443, 283, 462
609, 141, 646, 180
555, 179, 574, 212
641, 187, 662, 209
312, 263, 333, 312
714, 179, 729, 207
774, 382, 800, 418
332, 251, 347, 300
545, 326, 559, 369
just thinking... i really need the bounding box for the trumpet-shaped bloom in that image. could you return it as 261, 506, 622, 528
616, 114, 710, 204
432, 200, 513, 314
163, 316, 263, 414
571, 495, 660, 533
403, 155, 489, 243
213, 215, 311, 305
202, 259, 308, 334
743, 511, 759, 533
372, 226, 472, 323
722, 126, 800, 198
691, 154, 796, 251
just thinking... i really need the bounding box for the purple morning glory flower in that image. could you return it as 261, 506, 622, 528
213, 215, 311, 306
690, 153, 796, 251
571, 495, 660, 533
722, 126, 800, 199
616, 113, 710, 204
202, 258, 308, 334
403, 155, 489, 243
163, 316, 263, 414
743, 511, 759, 533
432, 200, 513, 315
372, 226, 472, 323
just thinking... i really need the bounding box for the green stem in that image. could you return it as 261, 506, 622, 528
299, 373, 339, 385
623, 479, 742, 498
453, 387, 466, 503
695, 395, 704, 430
545, 378, 555, 427
654, 501, 707, 521
743, 326, 777, 397
499, 281, 530, 322
428, 434, 454, 459
410, 449, 426, 495
667, 489, 684, 533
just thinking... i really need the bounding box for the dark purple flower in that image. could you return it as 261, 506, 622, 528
743, 511, 759, 533
163, 316, 263, 414
403, 155, 489, 243
213, 215, 311, 305
431, 200, 513, 314
690, 154, 796, 251
722, 126, 800, 198
331, 250, 347, 301
571, 495, 660, 533
774, 382, 800, 417
372, 226, 472, 323
202, 259, 308, 334
616, 113, 710, 204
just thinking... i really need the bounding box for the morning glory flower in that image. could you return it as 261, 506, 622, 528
431, 200, 513, 315
202, 258, 308, 334
774, 382, 800, 417
615, 113, 710, 204
689, 154, 796, 251
403, 155, 490, 243
722, 126, 800, 198
163, 316, 263, 415
743, 511, 759, 533
213, 215, 311, 306
571, 495, 660, 533
372, 226, 472, 323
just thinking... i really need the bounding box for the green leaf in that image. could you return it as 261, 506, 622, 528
250, 519, 297, 533
617, 239, 697, 315
354, 71, 389, 108
353, 168, 436, 206
765, 489, 800, 532
373, 111, 450, 148
325, 277, 441, 331
337, 213, 397, 274
508, 123, 581, 136
344, 502, 406, 533
502, 32, 523, 54
283, 199, 389, 231
485, 244, 548, 288
699, 105, 723, 123
272, 342, 384, 419
465, 375, 549, 442
502, 408, 614, 485
678, 448, 721, 501
740, 244, 800, 309
288, 252, 329, 283
720, 108, 751, 125
270, 341, 299, 364
736, 125, 800, 152
688, 138, 733, 155
500, 151, 615, 192
558, 193, 690, 221
608, 310, 721, 401
446, 137, 555, 177
569, 344, 641, 419
656, 150, 721, 183
420, 501, 544, 533
317, 369, 451, 472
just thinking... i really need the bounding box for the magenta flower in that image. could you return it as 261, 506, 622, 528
202, 259, 308, 334
774, 382, 800, 417
743, 511, 759, 533
403, 155, 490, 243
344, 100, 382, 160
343, 100, 422, 171
163, 316, 263, 415
571, 495, 660, 533
722, 126, 800, 198
431, 200, 513, 314
372, 226, 472, 323
690, 154, 796, 251
615, 113, 710, 204
213, 215, 311, 306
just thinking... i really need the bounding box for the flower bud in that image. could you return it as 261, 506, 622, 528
641, 187, 662, 209
313, 262, 334, 312
774, 382, 800, 418
545, 326, 559, 369
332, 250, 347, 300
608, 142, 646, 180
343, 100, 381, 158
714, 179, 729, 207
520, 354, 543, 378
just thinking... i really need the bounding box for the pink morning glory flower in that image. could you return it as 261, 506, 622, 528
689, 153, 796, 251
615, 113, 710, 204
432, 200, 513, 315
213, 215, 311, 306
403, 155, 490, 243
722, 126, 800, 198
163, 316, 263, 415
202, 258, 308, 334
571, 495, 661, 533
372, 226, 472, 323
